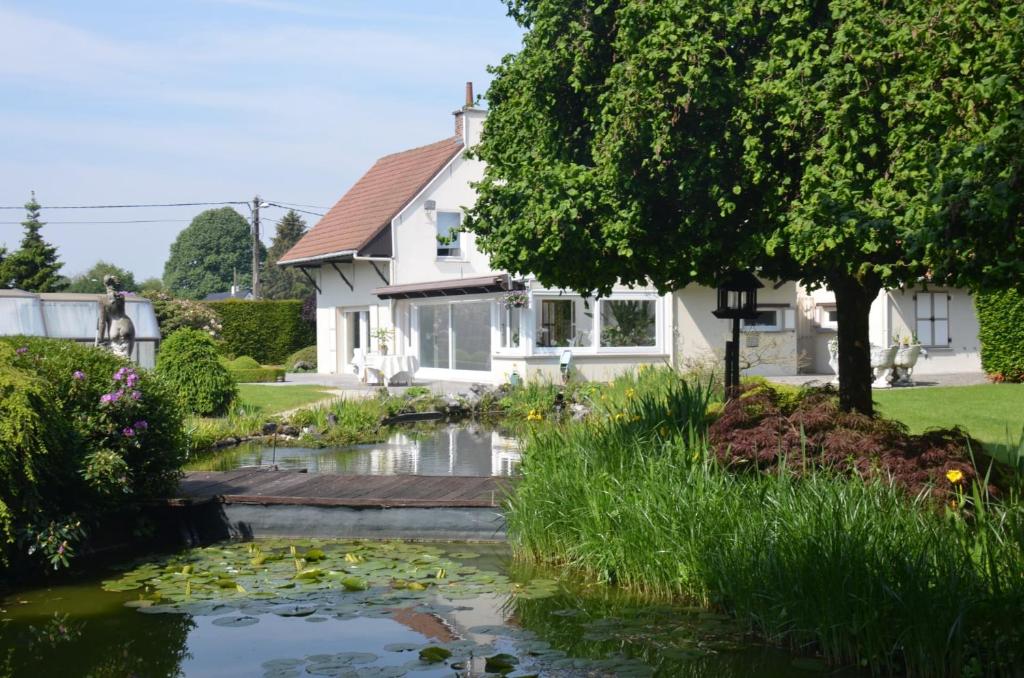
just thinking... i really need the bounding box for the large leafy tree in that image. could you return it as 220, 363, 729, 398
65, 261, 138, 294
262, 210, 313, 300
163, 207, 262, 300
6, 193, 67, 292
466, 0, 1024, 414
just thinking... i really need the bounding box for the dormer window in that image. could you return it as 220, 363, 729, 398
436, 211, 462, 258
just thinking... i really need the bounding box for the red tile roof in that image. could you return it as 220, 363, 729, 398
279, 136, 463, 264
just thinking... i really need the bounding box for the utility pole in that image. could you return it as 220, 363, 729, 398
251, 195, 261, 299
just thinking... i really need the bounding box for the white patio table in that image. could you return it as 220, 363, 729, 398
363, 353, 419, 385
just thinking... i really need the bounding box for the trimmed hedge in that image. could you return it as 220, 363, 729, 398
976, 290, 1024, 382
206, 300, 315, 365
229, 367, 285, 383
156, 329, 237, 415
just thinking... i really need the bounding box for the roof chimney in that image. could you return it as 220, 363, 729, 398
465, 81, 474, 107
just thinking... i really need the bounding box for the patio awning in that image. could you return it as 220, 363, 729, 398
373, 274, 521, 300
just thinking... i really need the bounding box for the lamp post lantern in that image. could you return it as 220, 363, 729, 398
711, 270, 764, 398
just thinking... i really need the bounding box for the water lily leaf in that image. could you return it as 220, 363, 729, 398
382, 642, 420, 652
418, 646, 451, 663
484, 653, 519, 673
340, 576, 367, 591
303, 548, 327, 562
211, 615, 259, 627
446, 551, 481, 559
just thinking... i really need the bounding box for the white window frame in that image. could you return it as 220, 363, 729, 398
411, 297, 495, 377
531, 291, 664, 355
818, 304, 838, 330
435, 210, 463, 260
494, 302, 525, 356
742, 306, 791, 333
915, 291, 951, 347
597, 297, 660, 351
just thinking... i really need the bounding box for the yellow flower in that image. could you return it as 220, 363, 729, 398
526, 409, 543, 422
625, 388, 636, 398
614, 412, 624, 420
946, 469, 964, 484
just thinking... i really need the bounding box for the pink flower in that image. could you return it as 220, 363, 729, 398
133, 420, 148, 431
15, 347, 27, 355
72, 370, 86, 381
130, 390, 141, 401
122, 427, 135, 437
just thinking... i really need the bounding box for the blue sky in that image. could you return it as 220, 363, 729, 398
0, 0, 523, 281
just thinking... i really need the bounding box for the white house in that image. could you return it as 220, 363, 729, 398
280, 85, 983, 384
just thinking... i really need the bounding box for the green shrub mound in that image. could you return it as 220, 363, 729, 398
226, 355, 261, 370
0, 337, 186, 575
287, 345, 317, 372
156, 329, 237, 416
976, 290, 1024, 382
205, 300, 314, 365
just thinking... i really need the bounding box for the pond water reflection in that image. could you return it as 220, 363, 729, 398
0, 540, 847, 678
188, 425, 521, 477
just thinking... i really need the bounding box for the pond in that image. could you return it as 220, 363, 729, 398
188, 425, 521, 477
0, 540, 849, 677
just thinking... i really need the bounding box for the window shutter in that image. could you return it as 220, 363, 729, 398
915, 293, 933, 346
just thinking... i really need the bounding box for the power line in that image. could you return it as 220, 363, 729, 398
0, 201, 248, 210
266, 199, 330, 211
264, 202, 325, 217
0, 219, 192, 225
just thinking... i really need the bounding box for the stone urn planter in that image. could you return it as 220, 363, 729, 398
870, 345, 898, 389
891, 344, 926, 386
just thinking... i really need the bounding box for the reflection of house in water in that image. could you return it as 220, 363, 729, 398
238, 425, 521, 476
491, 432, 521, 476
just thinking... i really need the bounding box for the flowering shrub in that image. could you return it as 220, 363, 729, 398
0, 337, 186, 577
143, 290, 223, 338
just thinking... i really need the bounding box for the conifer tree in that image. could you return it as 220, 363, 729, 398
261, 209, 312, 300
8, 192, 67, 292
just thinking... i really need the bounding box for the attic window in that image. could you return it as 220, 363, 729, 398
436, 211, 462, 258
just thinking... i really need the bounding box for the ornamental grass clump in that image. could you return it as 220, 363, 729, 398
507, 374, 1024, 675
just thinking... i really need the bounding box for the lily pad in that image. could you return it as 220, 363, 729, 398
211, 615, 259, 627
418, 646, 451, 663
484, 653, 519, 673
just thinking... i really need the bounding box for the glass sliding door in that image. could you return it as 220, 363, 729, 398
452, 301, 491, 371
416, 301, 493, 372
418, 305, 450, 368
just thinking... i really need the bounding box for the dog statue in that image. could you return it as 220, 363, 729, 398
96, 274, 136, 360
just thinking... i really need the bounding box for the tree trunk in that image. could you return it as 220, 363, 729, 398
830, 275, 882, 415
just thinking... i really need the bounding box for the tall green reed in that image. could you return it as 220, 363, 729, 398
507, 370, 1024, 675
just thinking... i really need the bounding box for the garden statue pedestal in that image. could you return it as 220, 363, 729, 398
870, 345, 897, 389
95, 275, 136, 361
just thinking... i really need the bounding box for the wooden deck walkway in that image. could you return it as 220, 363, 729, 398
178, 471, 514, 509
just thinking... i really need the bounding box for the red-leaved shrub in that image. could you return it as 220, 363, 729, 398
708, 383, 988, 499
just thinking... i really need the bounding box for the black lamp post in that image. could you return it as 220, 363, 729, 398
711, 271, 764, 398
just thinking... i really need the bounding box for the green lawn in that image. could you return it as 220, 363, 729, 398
236, 384, 335, 415
874, 383, 1024, 463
